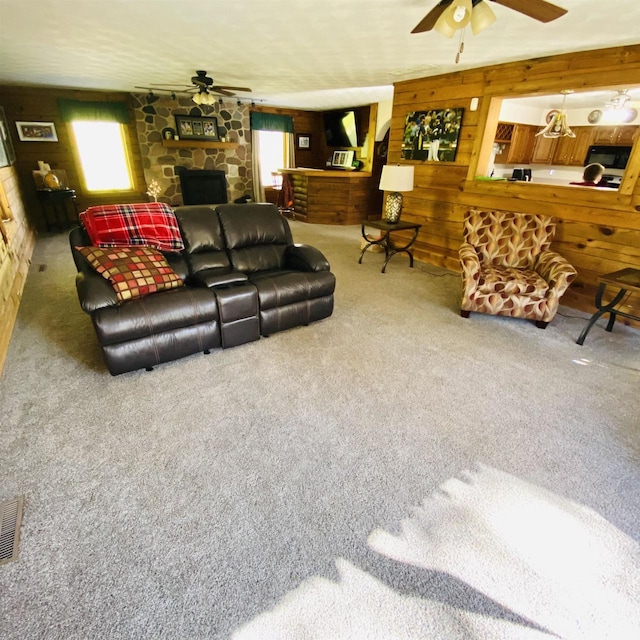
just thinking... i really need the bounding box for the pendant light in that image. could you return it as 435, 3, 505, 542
536, 90, 576, 139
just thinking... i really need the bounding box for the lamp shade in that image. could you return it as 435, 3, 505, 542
470, 1, 496, 35
379, 165, 414, 192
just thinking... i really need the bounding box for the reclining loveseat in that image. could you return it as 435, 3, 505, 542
70, 203, 335, 375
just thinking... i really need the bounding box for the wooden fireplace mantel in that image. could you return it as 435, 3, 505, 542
162, 139, 239, 150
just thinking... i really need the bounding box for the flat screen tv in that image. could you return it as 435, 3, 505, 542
324, 110, 358, 148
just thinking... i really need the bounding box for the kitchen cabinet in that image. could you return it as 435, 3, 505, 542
530, 131, 557, 164
508, 125, 537, 164
591, 125, 639, 145
552, 126, 594, 166
493, 123, 536, 164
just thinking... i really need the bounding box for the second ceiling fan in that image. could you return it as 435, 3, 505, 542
412, 0, 568, 35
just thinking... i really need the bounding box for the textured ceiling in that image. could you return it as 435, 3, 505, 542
0, 0, 639, 110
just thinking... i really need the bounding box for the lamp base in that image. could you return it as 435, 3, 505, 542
384, 192, 403, 224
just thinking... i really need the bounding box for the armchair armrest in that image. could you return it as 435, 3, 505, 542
285, 244, 330, 272
459, 242, 481, 295
76, 271, 118, 313
535, 250, 577, 297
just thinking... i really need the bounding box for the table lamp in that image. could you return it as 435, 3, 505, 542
379, 164, 414, 223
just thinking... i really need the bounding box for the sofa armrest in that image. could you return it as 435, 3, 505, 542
459, 242, 481, 295
193, 268, 249, 289
76, 271, 118, 313
535, 250, 577, 296
285, 244, 330, 272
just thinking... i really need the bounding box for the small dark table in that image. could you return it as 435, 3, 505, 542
36, 188, 78, 232
576, 268, 640, 345
359, 220, 422, 273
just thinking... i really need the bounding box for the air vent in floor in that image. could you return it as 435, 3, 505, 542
0, 496, 24, 565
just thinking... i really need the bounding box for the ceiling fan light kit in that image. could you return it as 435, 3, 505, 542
418, 0, 567, 38
470, 1, 497, 35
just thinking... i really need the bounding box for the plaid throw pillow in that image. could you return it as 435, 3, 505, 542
77, 246, 183, 302
80, 202, 184, 252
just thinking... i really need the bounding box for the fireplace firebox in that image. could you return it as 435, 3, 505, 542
175, 167, 228, 206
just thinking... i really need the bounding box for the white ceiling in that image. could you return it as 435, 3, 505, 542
0, 0, 639, 110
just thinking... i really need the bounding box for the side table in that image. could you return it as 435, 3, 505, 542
36, 188, 79, 232
358, 220, 422, 273
576, 268, 640, 345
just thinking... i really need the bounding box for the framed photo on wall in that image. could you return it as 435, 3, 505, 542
174, 115, 219, 141
15, 121, 58, 142
401, 108, 464, 162
296, 133, 311, 150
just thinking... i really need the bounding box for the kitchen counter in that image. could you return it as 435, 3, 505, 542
280, 168, 381, 224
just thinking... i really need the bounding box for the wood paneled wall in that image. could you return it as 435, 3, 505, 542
251, 105, 326, 169
390, 45, 640, 325
0, 165, 36, 374
0, 86, 147, 231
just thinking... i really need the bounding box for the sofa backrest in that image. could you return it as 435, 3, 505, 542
217, 203, 292, 273
463, 209, 555, 269
175, 205, 232, 274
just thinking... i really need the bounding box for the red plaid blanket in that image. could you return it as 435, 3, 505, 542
80, 202, 184, 252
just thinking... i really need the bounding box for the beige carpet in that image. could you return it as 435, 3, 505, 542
0, 221, 639, 639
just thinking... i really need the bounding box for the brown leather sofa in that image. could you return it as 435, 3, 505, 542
70, 203, 335, 375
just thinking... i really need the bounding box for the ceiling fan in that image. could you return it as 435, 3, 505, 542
412, 0, 568, 35
136, 70, 252, 105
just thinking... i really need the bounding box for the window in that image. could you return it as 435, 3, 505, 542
257, 130, 286, 187
71, 121, 132, 191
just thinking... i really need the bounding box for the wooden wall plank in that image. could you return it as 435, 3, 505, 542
389, 44, 640, 320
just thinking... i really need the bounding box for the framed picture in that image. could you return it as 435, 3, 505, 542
174, 115, 219, 141
331, 149, 355, 169
15, 121, 58, 142
401, 108, 464, 162
0, 107, 16, 167
296, 133, 311, 150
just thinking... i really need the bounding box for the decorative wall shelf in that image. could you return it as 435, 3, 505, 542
161, 139, 239, 150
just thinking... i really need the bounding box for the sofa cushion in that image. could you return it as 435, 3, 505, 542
248, 270, 336, 310
174, 205, 232, 274
80, 202, 184, 252
77, 246, 183, 302
477, 265, 549, 298
217, 203, 291, 273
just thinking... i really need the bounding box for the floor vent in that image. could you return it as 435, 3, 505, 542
0, 496, 24, 566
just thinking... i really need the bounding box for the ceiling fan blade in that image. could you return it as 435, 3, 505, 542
210, 88, 236, 97
213, 85, 252, 93
149, 82, 193, 88
490, 0, 568, 23
411, 1, 450, 33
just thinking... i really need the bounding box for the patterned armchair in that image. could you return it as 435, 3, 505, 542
459, 209, 577, 328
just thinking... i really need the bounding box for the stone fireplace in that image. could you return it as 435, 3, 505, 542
175, 167, 228, 205
131, 93, 253, 206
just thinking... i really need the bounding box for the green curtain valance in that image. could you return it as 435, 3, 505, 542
57, 99, 130, 124
250, 112, 294, 133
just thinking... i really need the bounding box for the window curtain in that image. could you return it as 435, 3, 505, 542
250, 112, 294, 133
57, 99, 130, 123
251, 130, 266, 203
250, 112, 295, 201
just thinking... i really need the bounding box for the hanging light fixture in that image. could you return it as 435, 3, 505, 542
536, 90, 576, 139
434, 0, 472, 36
433, 1, 495, 63
192, 88, 216, 106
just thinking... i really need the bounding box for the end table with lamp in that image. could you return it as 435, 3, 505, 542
359, 164, 420, 273
379, 164, 414, 224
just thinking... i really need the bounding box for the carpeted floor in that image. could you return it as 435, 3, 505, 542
1, 221, 639, 639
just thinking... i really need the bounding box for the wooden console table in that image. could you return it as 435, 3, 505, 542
576, 268, 640, 345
